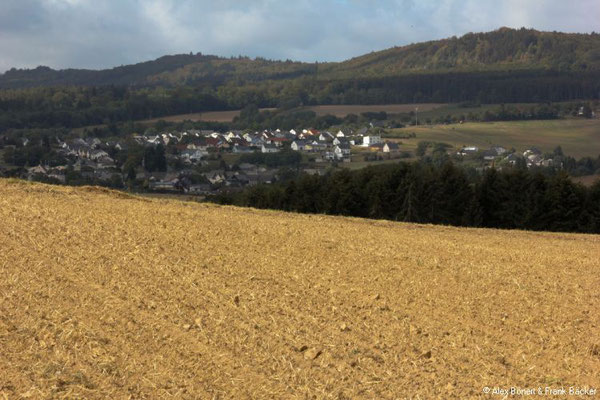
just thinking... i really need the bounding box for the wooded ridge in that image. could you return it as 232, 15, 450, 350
2, 28, 599, 89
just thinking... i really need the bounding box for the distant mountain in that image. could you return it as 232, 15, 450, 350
329, 27, 600, 77
0, 54, 319, 89
1, 28, 599, 89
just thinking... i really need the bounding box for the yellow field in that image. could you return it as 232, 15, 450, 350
1, 180, 599, 399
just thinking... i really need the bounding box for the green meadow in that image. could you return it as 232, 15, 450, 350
388, 119, 600, 158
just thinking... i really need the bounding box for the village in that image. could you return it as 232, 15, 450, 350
15, 124, 562, 195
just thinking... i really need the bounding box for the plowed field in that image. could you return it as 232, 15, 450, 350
1, 180, 599, 399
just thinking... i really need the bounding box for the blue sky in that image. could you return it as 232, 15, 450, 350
1, 0, 599, 72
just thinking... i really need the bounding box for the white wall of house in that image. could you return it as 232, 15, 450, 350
362, 135, 381, 147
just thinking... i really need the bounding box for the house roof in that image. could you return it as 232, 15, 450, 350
28, 165, 48, 174
205, 138, 221, 146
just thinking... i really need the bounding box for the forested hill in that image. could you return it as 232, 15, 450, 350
1, 28, 599, 89
330, 28, 600, 77
0, 54, 318, 89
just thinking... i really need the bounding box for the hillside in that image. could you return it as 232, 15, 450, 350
0, 54, 317, 89
1, 179, 599, 398
1, 28, 599, 89
331, 27, 600, 77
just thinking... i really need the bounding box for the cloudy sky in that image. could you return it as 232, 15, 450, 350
1, 0, 599, 72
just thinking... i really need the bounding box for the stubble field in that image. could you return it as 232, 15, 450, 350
1, 179, 599, 399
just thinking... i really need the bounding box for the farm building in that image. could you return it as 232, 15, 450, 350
383, 142, 400, 153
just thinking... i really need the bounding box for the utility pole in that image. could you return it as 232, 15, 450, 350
415, 107, 419, 126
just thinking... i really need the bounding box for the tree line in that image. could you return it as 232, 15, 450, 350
1, 69, 599, 131
210, 162, 600, 234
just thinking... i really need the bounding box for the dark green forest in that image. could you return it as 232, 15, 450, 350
1, 28, 600, 132
1, 70, 599, 132
211, 162, 600, 234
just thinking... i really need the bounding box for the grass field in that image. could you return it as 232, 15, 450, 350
302, 103, 445, 117
412, 103, 534, 122
139, 109, 276, 124
389, 119, 600, 158
136, 104, 445, 124
1, 180, 599, 398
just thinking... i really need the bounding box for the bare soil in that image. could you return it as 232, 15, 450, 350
1, 180, 599, 398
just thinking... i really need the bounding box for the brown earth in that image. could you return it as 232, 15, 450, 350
571, 175, 600, 187
1, 179, 599, 399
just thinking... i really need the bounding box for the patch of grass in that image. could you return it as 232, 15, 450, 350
220, 153, 243, 165
302, 103, 445, 117
387, 119, 600, 157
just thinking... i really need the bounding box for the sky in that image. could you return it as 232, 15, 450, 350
1, 0, 599, 73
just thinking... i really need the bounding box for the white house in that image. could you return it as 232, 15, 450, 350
334, 143, 351, 159
27, 165, 48, 176
291, 140, 307, 151
458, 146, 479, 156
319, 132, 335, 142
180, 149, 207, 163
333, 137, 349, 146
261, 144, 280, 153
362, 135, 382, 147
383, 142, 400, 153
306, 141, 327, 152
205, 171, 226, 184
89, 149, 109, 161
523, 148, 542, 157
